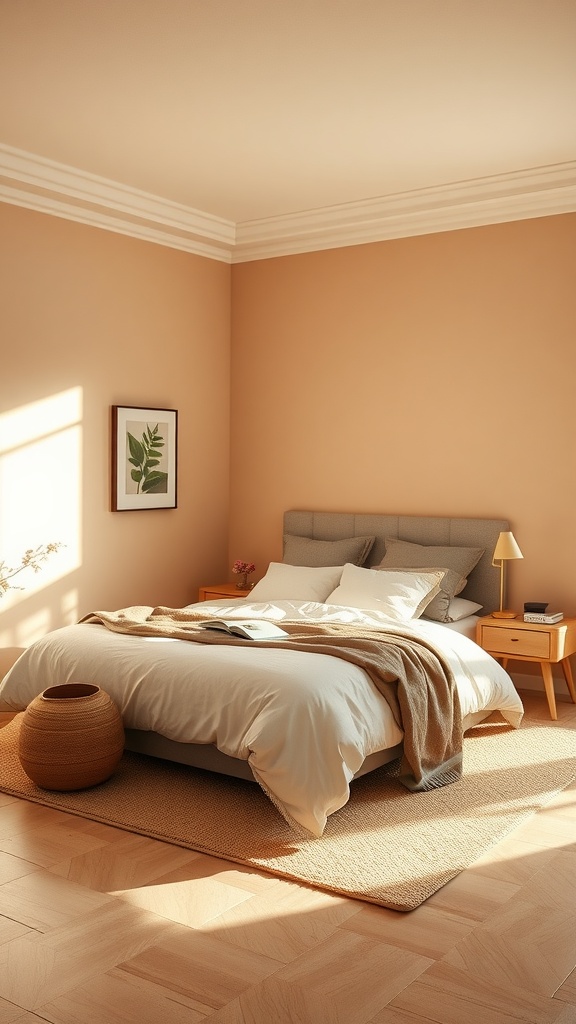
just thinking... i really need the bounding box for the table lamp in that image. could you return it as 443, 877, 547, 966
491, 531, 523, 618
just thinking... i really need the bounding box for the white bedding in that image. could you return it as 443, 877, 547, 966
0, 598, 523, 837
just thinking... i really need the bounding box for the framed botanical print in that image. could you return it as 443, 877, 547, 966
111, 405, 178, 511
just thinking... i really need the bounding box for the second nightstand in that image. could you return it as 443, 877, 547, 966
198, 582, 252, 601
476, 614, 576, 720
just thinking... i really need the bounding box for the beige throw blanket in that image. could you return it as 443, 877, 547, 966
81, 607, 463, 792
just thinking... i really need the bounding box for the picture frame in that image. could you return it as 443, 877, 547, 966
111, 406, 178, 511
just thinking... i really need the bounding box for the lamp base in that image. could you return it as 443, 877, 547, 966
491, 609, 517, 619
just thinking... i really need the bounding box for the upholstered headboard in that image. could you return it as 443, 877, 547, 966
283, 510, 510, 615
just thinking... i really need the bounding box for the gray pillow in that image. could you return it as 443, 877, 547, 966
283, 534, 375, 568
377, 537, 484, 622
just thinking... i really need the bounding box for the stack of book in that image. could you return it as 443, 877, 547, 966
523, 610, 563, 624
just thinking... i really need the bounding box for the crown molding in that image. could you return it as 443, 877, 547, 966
1, 144, 575, 263
233, 162, 576, 261
0, 144, 236, 262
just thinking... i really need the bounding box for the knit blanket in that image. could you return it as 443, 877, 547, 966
81, 606, 463, 792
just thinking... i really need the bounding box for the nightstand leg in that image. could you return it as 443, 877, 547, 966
540, 662, 558, 720
560, 657, 576, 704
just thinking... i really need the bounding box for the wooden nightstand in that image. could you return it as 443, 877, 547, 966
476, 614, 576, 720
198, 582, 252, 601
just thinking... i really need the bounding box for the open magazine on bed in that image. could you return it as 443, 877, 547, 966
201, 618, 289, 640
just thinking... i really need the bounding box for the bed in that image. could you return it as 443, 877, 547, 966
0, 510, 523, 837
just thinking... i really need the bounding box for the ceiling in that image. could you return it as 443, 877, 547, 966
1, 0, 575, 261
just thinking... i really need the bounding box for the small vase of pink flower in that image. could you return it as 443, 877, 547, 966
232, 560, 255, 590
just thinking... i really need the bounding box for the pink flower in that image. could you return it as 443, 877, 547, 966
232, 560, 255, 575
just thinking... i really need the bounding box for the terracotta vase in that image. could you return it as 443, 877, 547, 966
18, 682, 125, 791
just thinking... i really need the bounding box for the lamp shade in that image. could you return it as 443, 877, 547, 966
493, 531, 523, 561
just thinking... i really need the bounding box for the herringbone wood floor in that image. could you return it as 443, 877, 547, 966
0, 689, 575, 1024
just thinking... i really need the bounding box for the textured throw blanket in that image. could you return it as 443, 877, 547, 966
80, 606, 463, 792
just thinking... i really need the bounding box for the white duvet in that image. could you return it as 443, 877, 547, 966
0, 599, 523, 837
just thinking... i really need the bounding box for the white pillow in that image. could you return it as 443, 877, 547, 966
325, 563, 446, 620
439, 596, 483, 622
248, 562, 345, 602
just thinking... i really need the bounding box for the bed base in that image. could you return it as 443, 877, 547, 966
124, 708, 490, 782
124, 729, 404, 780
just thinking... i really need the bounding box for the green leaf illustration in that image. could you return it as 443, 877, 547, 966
127, 424, 168, 494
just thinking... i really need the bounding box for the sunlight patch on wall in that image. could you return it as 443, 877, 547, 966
61, 587, 80, 626
0, 387, 82, 619
10, 608, 53, 649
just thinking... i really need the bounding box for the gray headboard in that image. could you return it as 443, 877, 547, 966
283, 510, 510, 615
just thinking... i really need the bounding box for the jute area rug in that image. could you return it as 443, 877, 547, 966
1, 713, 574, 912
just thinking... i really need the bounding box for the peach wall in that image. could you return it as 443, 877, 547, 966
230, 214, 576, 615
0, 203, 231, 648
2, 202, 575, 662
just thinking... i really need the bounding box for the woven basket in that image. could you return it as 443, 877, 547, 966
18, 683, 125, 791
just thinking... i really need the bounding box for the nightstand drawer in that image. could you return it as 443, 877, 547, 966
199, 583, 251, 601
481, 626, 550, 659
